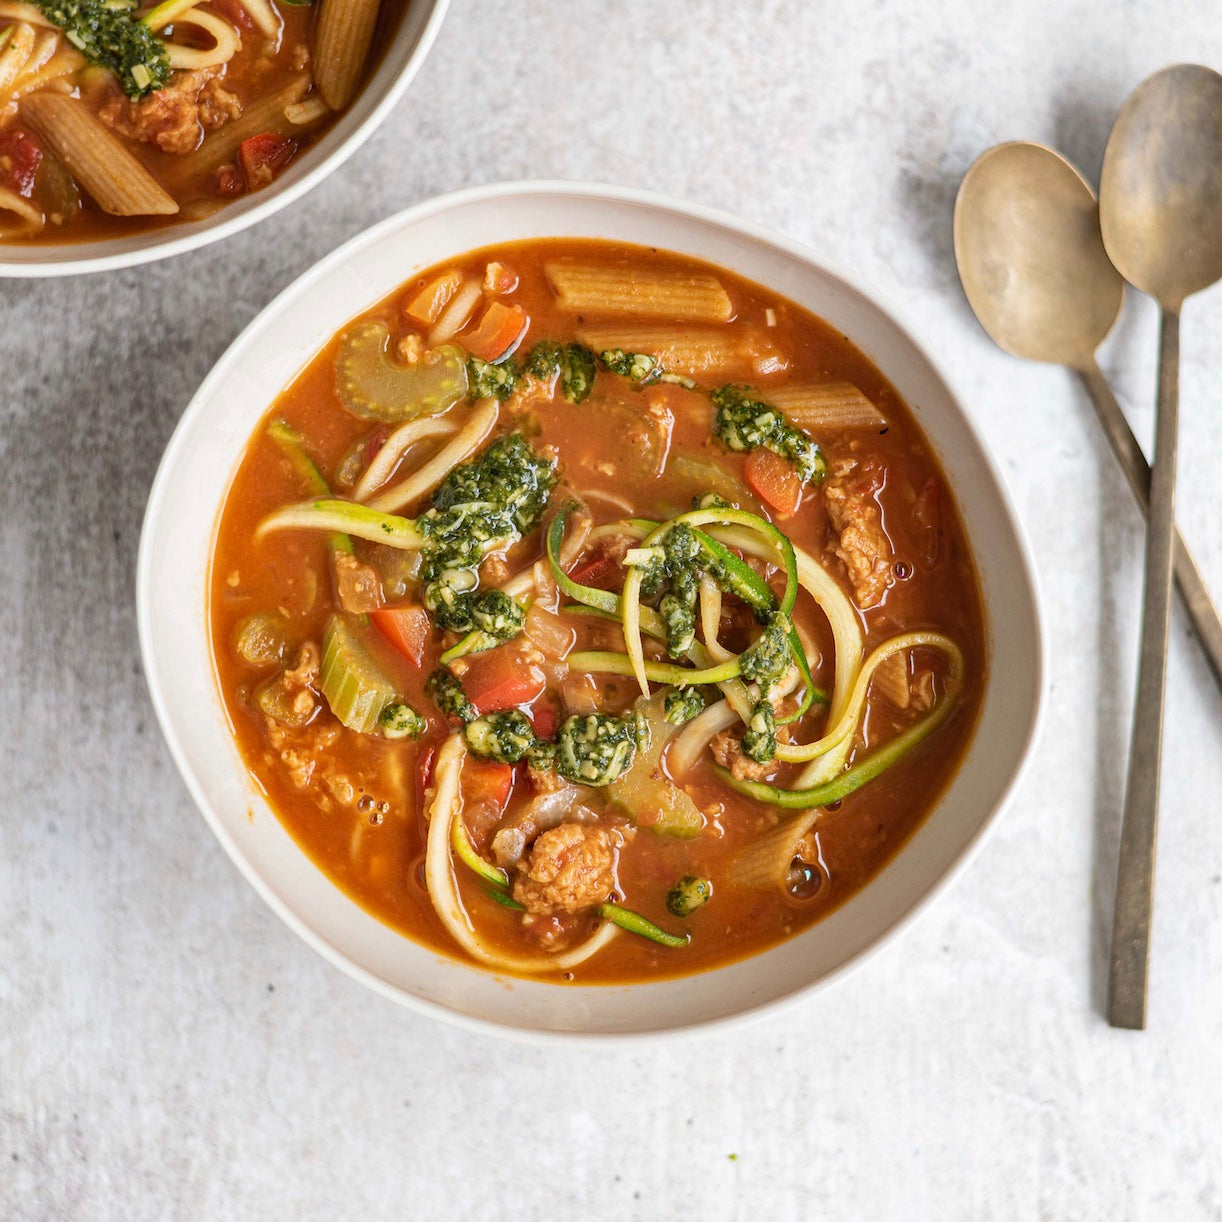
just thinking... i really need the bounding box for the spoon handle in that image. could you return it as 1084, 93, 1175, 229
1077, 361, 1222, 691
1108, 309, 1180, 1030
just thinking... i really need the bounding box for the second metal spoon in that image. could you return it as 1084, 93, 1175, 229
953, 140, 1222, 691
1099, 64, 1222, 1031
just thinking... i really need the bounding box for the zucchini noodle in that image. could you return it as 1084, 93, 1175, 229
730, 634, 963, 890
773, 631, 961, 764
0, 184, 40, 234
351, 415, 458, 501
146, 5, 240, 71
713, 528, 864, 785
366, 399, 498, 513
699, 574, 732, 664
0, 19, 78, 130
424, 736, 618, 973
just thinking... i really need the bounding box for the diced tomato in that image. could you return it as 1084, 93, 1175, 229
372, 605, 431, 667
462, 758, 513, 811
214, 164, 244, 198
745, 447, 802, 516
462, 647, 546, 713
210, 0, 254, 29
463, 301, 528, 363
529, 703, 559, 739
363, 425, 390, 466
239, 133, 296, 192
0, 129, 43, 197
569, 553, 621, 591
416, 742, 437, 801
403, 269, 461, 325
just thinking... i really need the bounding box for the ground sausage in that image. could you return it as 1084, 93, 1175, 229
512, 822, 616, 915
98, 69, 241, 155
709, 728, 772, 782
823, 457, 893, 608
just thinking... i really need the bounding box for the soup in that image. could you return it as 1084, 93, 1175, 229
210, 238, 987, 982
0, 0, 404, 242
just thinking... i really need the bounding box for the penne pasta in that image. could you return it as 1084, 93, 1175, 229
766, 381, 888, 431
577, 325, 749, 378
20, 92, 179, 215
169, 75, 310, 185
314, 0, 380, 111
546, 261, 733, 321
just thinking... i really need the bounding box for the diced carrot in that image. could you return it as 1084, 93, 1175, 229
483, 261, 519, 294
745, 447, 802, 516
371, 605, 431, 667
403, 270, 462, 325
463, 758, 513, 811
462, 646, 546, 713
463, 301, 528, 363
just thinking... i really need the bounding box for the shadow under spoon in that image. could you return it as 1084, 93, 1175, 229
1098, 64, 1222, 1031
953, 140, 1222, 695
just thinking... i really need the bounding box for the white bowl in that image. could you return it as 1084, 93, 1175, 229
0, 1, 449, 278
138, 182, 1044, 1041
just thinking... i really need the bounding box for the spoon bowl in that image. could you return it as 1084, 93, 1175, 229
955, 141, 1123, 369
1100, 65, 1222, 309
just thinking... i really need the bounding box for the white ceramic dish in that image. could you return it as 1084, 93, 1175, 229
0, 0, 449, 278
138, 182, 1044, 1041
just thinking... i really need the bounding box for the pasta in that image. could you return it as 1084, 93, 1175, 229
21, 93, 178, 216
314, 0, 381, 111
765, 380, 889, 431
546, 261, 734, 321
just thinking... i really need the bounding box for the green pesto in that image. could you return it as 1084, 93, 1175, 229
710, 384, 827, 484
426, 669, 477, 724
466, 355, 521, 402
464, 711, 536, 764
34, 0, 170, 98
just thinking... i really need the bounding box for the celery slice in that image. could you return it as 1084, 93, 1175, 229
320, 615, 397, 734
336, 323, 468, 422
608, 699, 703, 838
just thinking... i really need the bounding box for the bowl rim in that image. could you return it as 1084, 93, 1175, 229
137, 179, 1046, 1044
0, 0, 451, 279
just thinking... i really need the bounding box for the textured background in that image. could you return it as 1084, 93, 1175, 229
3, 1, 1222, 1218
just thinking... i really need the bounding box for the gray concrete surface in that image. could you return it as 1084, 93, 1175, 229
3, 1, 1222, 1218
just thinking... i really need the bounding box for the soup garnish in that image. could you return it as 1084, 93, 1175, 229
210, 239, 986, 982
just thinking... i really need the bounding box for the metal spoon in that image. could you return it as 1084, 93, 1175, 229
953, 141, 1222, 691
1099, 64, 1222, 1030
